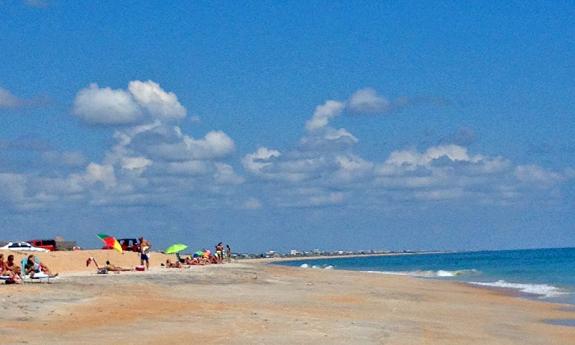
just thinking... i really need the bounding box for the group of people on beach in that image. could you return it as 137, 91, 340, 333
0, 253, 57, 284
164, 242, 232, 269
2, 237, 234, 280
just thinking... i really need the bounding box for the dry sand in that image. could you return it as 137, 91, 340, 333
1, 250, 575, 344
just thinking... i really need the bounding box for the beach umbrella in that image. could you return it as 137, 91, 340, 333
165, 243, 187, 254
97, 233, 123, 254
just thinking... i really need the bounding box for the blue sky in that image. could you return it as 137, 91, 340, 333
0, 0, 574, 252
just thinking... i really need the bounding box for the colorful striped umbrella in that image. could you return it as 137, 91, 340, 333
97, 233, 123, 253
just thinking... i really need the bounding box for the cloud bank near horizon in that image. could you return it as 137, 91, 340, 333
0, 81, 572, 213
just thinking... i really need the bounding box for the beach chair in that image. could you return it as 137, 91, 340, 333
20, 257, 56, 283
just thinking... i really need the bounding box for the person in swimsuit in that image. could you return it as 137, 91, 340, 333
226, 244, 232, 263
25, 255, 57, 278
139, 237, 151, 270
2, 255, 22, 284
215, 242, 224, 264
86, 257, 132, 274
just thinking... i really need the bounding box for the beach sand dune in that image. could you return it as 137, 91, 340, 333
1, 253, 575, 344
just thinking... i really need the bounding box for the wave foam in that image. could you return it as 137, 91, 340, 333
469, 280, 568, 299
365, 269, 479, 278
299, 263, 335, 270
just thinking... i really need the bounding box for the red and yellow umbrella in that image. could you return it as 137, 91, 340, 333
97, 233, 123, 253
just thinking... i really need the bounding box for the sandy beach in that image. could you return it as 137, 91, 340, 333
1, 250, 575, 345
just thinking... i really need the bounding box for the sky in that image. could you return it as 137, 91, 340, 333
0, 0, 574, 252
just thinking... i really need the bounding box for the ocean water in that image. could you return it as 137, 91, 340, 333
277, 248, 575, 305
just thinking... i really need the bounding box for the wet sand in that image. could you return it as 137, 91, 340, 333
1, 251, 575, 344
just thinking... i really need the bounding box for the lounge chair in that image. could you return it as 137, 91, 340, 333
20, 257, 58, 283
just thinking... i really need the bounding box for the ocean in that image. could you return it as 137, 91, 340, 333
277, 247, 575, 305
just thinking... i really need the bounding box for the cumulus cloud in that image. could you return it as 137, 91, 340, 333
347, 88, 390, 114
1, 85, 572, 213
305, 100, 345, 131
243, 90, 573, 208
128, 81, 186, 120
242, 147, 282, 176
515, 165, 567, 187
346, 88, 450, 116
72, 81, 186, 125
72, 84, 142, 125
83, 163, 117, 188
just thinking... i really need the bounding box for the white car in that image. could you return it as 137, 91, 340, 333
0, 242, 49, 252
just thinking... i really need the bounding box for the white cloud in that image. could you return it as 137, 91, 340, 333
72, 81, 187, 125
214, 163, 245, 185
121, 156, 152, 171
515, 165, 566, 186
83, 163, 117, 188
382, 145, 481, 170
305, 100, 345, 131
183, 130, 235, 160
128, 80, 186, 121
164, 161, 211, 176
242, 147, 282, 175
73, 83, 142, 125
347, 88, 390, 114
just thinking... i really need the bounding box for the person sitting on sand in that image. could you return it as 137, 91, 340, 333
0, 253, 6, 274
86, 257, 132, 274
184, 256, 202, 265
1, 254, 22, 284
25, 255, 57, 278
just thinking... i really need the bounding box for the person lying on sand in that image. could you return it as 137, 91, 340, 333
185, 256, 209, 265
163, 259, 182, 268
86, 257, 133, 274
25, 255, 58, 278
0, 254, 22, 284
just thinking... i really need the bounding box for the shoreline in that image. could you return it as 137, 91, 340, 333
2, 252, 575, 344
263, 252, 575, 308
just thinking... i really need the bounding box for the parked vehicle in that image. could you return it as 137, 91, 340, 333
27, 239, 56, 251
0, 241, 49, 252
27, 239, 78, 251
102, 238, 140, 252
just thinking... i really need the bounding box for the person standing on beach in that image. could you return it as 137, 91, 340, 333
215, 242, 224, 263
139, 237, 151, 270
226, 244, 232, 263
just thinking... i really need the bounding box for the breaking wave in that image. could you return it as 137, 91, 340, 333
365, 269, 479, 278
300, 263, 335, 269
469, 280, 568, 299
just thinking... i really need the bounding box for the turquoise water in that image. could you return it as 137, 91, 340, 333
277, 248, 575, 304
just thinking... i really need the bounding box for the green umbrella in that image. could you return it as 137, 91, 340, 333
165, 243, 188, 254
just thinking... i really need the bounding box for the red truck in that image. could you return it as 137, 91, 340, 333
27, 239, 78, 251
27, 239, 56, 251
